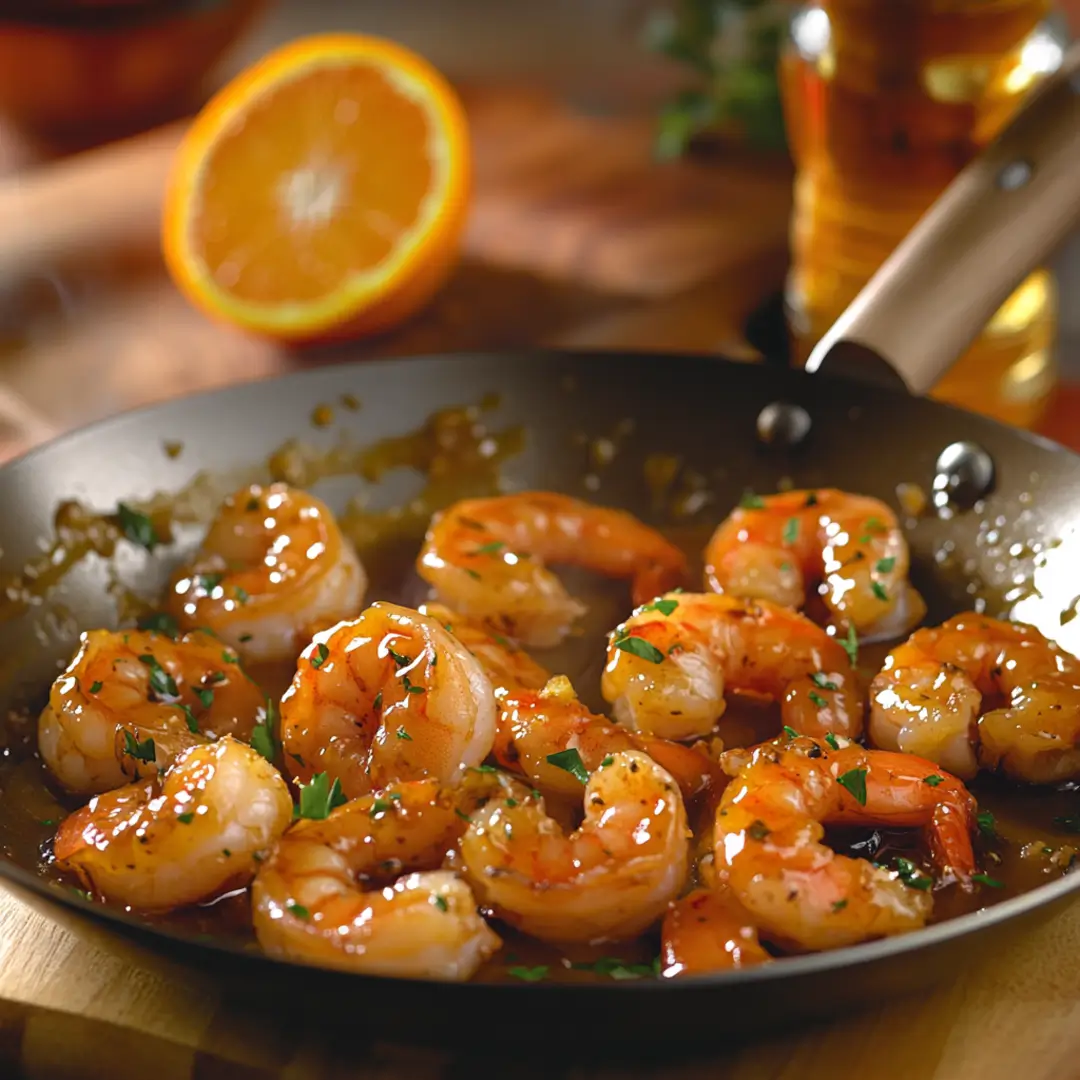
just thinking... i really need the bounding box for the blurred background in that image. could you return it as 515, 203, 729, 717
1, 0, 1079, 460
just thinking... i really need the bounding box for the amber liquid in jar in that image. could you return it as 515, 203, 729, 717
780, 1, 1063, 428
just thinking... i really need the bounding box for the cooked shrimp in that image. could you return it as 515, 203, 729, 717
54, 737, 292, 912
459, 749, 689, 943
168, 483, 366, 664
417, 492, 687, 647
419, 601, 549, 693
601, 592, 862, 741
494, 675, 724, 802
869, 613, 1080, 783
252, 778, 499, 980
280, 603, 496, 800
39, 628, 268, 796
660, 887, 771, 978
714, 736, 977, 952
705, 489, 916, 635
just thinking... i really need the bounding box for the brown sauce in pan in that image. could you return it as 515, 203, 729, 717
0, 402, 1076, 985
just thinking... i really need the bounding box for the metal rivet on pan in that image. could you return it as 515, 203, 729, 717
932, 441, 995, 511
756, 402, 811, 448
997, 160, 1033, 190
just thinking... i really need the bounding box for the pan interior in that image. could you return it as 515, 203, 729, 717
0, 349, 1078, 987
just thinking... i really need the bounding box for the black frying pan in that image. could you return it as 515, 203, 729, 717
2, 40, 1080, 1058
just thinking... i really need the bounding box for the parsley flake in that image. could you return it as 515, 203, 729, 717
297, 772, 347, 820
310, 643, 330, 669
640, 597, 679, 617
782, 517, 799, 545
431, 894, 449, 913
472, 541, 506, 556
782, 725, 799, 739
810, 672, 839, 691
923, 774, 945, 787
546, 748, 589, 785
612, 633, 664, 664
739, 490, 765, 510
875, 556, 896, 574
396, 726, 413, 741
287, 903, 310, 919
977, 811, 999, 838
122, 730, 156, 764
139, 654, 178, 701
808, 690, 828, 709
971, 872, 1004, 889
177, 811, 195, 824
894, 857, 932, 890
840, 625, 859, 666
837, 768, 867, 806
507, 965, 549, 982
89, 681, 102, 694
824, 732, 840, 750
871, 582, 888, 602
117, 503, 159, 550
136, 611, 179, 638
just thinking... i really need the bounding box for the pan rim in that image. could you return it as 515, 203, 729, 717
1, 346, 1078, 993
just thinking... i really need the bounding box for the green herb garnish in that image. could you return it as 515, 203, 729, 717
641, 597, 679, 617
310, 643, 330, 669
808, 691, 828, 709
612, 633, 664, 664
117, 503, 159, 550
122, 731, 156, 764
546, 748, 589, 784
782, 517, 799, 545
971, 873, 1004, 888
837, 768, 867, 806
136, 611, 179, 638
739, 490, 765, 510
841, 625, 859, 667
297, 772, 347, 820
923, 775, 944, 788
507, 965, 548, 982
810, 672, 838, 691
138, 654, 179, 701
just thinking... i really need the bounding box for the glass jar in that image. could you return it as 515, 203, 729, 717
780, 0, 1065, 428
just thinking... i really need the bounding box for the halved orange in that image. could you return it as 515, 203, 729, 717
162, 33, 470, 342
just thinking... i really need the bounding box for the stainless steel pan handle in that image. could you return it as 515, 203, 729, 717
806, 39, 1080, 395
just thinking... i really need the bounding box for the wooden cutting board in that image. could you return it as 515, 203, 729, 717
0, 85, 1078, 1080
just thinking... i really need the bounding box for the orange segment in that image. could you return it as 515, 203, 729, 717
162, 34, 470, 341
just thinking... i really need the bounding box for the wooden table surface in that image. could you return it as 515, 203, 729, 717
0, 85, 1078, 1080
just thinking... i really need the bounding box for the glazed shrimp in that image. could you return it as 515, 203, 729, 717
54, 737, 292, 912
252, 778, 499, 980
168, 483, 366, 664
601, 592, 862, 741
459, 750, 689, 943
419, 601, 549, 693
660, 887, 771, 978
705, 489, 917, 635
494, 675, 724, 802
869, 613, 1080, 783
417, 492, 688, 647
714, 736, 977, 952
280, 603, 496, 799
39, 628, 268, 795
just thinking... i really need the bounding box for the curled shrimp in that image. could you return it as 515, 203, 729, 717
252, 778, 499, 981
459, 749, 689, 943
714, 736, 977, 952
601, 592, 862, 741
39, 628, 267, 796
417, 492, 687, 647
419, 601, 549, 693
54, 736, 292, 912
704, 489, 920, 636
869, 613, 1080, 783
168, 483, 367, 664
280, 603, 496, 800
494, 674, 724, 802
660, 886, 771, 978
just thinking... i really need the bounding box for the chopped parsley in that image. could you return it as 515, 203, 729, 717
472, 541, 506, 556
871, 582, 888, 602
234, 587, 249, 604
922, 775, 944, 788
396, 726, 413, 741
507, 965, 548, 982
310, 643, 330, 669
977, 811, 998, 838
454, 808, 473, 823
808, 691, 828, 709
369, 797, 393, 818
810, 672, 839, 691
894, 857, 932, 890
464, 568, 482, 581
89, 681, 102, 694
599, 755, 614, 768
971, 873, 1004, 889
387, 648, 411, 668
837, 768, 867, 806
824, 732, 840, 750
139, 654, 178, 701
431, 895, 449, 913
831, 899, 848, 912
197, 573, 224, 592
250, 698, 278, 761
782, 725, 799, 739
401, 674, 425, 695
612, 632, 664, 664
297, 772, 347, 820
194, 687, 214, 709
571, 957, 659, 980
739, 490, 765, 510
747, 820, 771, 841
177, 812, 195, 824
122, 730, 156, 764
136, 611, 179, 638
546, 748, 589, 785
178, 704, 199, 733
373, 691, 383, 711
840, 625, 859, 667
116, 503, 159, 551
286, 903, 310, 919
875, 556, 896, 574
782, 517, 799, 545
640, 597, 679, 617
